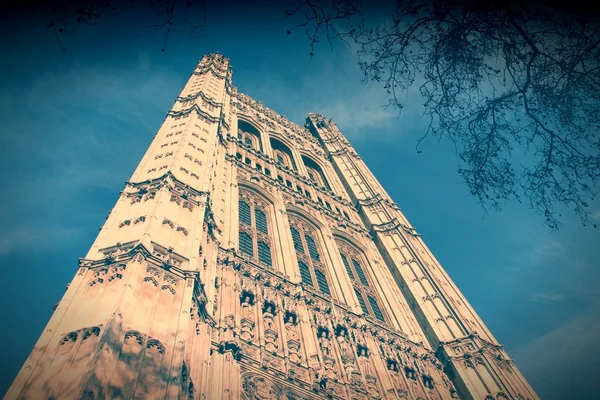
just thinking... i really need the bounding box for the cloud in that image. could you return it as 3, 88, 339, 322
530, 292, 565, 302
315, 87, 397, 130
1, 58, 180, 181
241, 46, 406, 141
0, 58, 181, 252
300, 53, 427, 141
527, 239, 565, 267
510, 302, 600, 399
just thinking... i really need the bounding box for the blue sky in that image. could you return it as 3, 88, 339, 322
0, 2, 599, 398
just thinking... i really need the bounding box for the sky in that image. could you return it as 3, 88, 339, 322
0, 1, 599, 399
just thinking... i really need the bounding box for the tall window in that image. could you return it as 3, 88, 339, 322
238, 191, 273, 267
338, 241, 385, 322
289, 216, 332, 296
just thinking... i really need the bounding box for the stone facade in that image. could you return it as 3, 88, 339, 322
5, 54, 538, 400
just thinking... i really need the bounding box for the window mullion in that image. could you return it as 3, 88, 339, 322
300, 229, 317, 286
300, 228, 308, 258
253, 228, 258, 260
301, 230, 314, 283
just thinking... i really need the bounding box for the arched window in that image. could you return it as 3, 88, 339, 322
289, 216, 332, 297
338, 240, 386, 322
270, 137, 297, 170
274, 149, 293, 168
302, 155, 331, 190
238, 190, 273, 267
237, 120, 262, 151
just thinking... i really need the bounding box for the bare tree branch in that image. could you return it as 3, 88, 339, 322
287, 0, 600, 230
23, 0, 207, 51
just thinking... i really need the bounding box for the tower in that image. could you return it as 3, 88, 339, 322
6, 53, 537, 399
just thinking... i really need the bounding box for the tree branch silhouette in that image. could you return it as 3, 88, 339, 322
24, 0, 207, 51
287, 0, 600, 230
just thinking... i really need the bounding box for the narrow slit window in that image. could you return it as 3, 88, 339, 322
289, 217, 334, 299
239, 232, 253, 257
355, 289, 369, 315
291, 228, 303, 253
305, 235, 320, 261
239, 201, 251, 226
368, 296, 385, 322
352, 259, 369, 287
341, 253, 354, 280
258, 241, 272, 266
299, 261, 313, 287
338, 241, 384, 319
315, 269, 331, 296
255, 209, 268, 234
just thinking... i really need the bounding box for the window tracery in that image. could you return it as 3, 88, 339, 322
238, 190, 273, 267
238, 130, 258, 150
337, 241, 386, 322
270, 137, 297, 171
288, 216, 332, 297
307, 168, 325, 187
274, 149, 293, 168
237, 119, 262, 151
302, 155, 331, 191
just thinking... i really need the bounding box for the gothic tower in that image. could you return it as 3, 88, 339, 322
6, 54, 538, 400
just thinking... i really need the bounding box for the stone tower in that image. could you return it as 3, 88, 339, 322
6, 54, 538, 400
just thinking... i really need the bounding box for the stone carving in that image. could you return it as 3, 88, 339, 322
357, 346, 376, 378
107, 264, 125, 282
311, 365, 328, 391
337, 332, 354, 363
284, 319, 298, 341
240, 293, 256, 342
264, 329, 278, 354
350, 370, 365, 392
219, 314, 241, 359
89, 268, 108, 286
262, 288, 277, 330
242, 374, 282, 400
318, 330, 331, 357
241, 295, 254, 321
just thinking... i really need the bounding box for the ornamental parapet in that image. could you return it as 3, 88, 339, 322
124, 172, 209, 207
213, 247, 454, 399
167, 104, 221, 124
176, 89, 223, 108
230, 91, 320, 146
